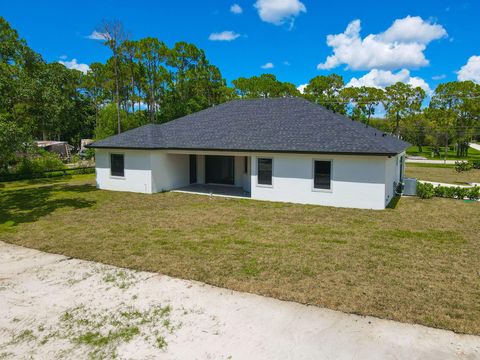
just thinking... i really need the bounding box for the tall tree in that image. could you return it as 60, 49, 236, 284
98, 20, 127, 134
429, 81, 480, 157
384, 82, 426, 135
232, 74, 299, 98
303, 74, 346, 114
341, 86, 385, 125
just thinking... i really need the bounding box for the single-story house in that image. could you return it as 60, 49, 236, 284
88, 97, 409, 210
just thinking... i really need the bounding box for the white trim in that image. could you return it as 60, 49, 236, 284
256, 157, 274, 188
311, 158, 333, 193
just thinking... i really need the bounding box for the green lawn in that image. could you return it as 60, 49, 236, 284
406, 145, 480, 161
406, 163, 480, 184
1, 174, 480, 335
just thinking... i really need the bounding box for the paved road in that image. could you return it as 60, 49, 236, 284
406, 159, 456, 164
1, 242, 479, 359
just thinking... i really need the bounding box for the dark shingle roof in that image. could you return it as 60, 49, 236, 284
89, 97, 409, 155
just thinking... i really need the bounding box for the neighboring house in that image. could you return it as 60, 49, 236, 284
88, 98, 409, 210
36, 141, 73, 160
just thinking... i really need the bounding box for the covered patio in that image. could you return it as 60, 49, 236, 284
173, 183, 251, 199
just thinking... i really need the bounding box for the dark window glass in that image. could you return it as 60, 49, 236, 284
314, 161, 331, 189
258, 158, 272, 185
110, 154, 124, 177
244, 156, 248, 173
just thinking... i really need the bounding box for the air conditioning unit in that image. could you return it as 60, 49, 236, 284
403, 178, 417, 196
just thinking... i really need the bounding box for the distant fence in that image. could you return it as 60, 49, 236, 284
0, 167, 95, 182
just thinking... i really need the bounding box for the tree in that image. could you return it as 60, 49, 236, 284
232, 74, 299, 98
341, 86, 385, 125
429, 81, 480, 157
0, 117, 29, 172
98, 20, 127, 134
303, 74, 346, 114
384, 82, 426, 135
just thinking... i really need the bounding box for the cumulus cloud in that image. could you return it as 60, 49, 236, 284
318, 16, 447, 71
346, 69, 431, 93
208, 31, 241, 41
58, 59, 90, 74
230, 3, 243, 14
261, 62, 274, 69
297, 84, 307, 93
457, 55, 480, 83
254, 0, 306, 26
87, 30, 108, 40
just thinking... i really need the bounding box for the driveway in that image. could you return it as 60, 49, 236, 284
1, 242, 479, 359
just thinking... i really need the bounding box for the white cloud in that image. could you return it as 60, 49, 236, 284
432, 74, 446, 80
297, 84, 307, 93
58, 59, 90, 74
318, 16, 447, 71
208, 31, 241, 41
457, 55, 480, 83
254, 0, 306, 26
59, 54, 68, 60
261, 62, 274, 69
230, 3, 243, 14
87, 30, 108, 41
346, 69, 431, 93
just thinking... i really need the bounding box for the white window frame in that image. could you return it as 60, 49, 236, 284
256, 157, 274, 188
109, 152, 126, 179
311, 159, 333, 193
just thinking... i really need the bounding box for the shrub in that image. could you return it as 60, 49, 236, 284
472, 160, 480, 170
455, 161, 472, 172
454, 187, 470, 199
417, 182, 435, 199
17, 151, 65, 175
467, 186, 480, 200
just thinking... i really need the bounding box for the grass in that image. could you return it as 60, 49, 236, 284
406, 163, 480, 184
1, 174, 480, 335
406, 145, 480, 161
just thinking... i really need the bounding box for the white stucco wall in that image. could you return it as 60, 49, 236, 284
95, 149, 153, 194
150, 152, 189, 192
95, 148, 397, 209
250, 153, 389, 210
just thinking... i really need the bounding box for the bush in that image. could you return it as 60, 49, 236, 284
472, 160, 480, 170
467, 186, 480, 200
17, 151, 66, 175
419, 182, 479, 201
455, 161, 473, 172
417, 182, 435, 199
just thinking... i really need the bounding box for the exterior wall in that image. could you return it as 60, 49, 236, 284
250, 153, 389, 210
95, 148, 395, 210
95, 149, 153, 194
151, 151, 189, 192
384, 152, 405, 206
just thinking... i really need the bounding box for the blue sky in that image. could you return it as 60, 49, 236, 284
2, 0, 479, 91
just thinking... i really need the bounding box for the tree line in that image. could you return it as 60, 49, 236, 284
1, 17, 479, 172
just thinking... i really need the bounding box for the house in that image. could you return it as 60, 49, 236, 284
36, 141, 73, 160
88, 97, 409, 210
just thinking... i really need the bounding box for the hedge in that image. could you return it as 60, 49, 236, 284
0, 167, 95, 182
417, 182, 480, 200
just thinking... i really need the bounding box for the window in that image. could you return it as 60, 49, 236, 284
313, 160, 331, 190
110, 154, 124, 177
257, 158, 272, 186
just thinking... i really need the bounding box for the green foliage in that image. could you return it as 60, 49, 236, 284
16, 151, 65, 175
0, 118, 29, 172
455, 161, 473, 172
472, 160, 480, 169
417, 182, 435, 199
420, 182, 479, 200
232, 73, 300, 99
303, 74, 346, 113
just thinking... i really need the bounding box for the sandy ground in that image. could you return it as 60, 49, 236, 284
1, 242, 479, 359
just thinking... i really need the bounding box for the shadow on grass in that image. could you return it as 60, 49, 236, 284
0, 184, 97, 228
386, 195, 401, 209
